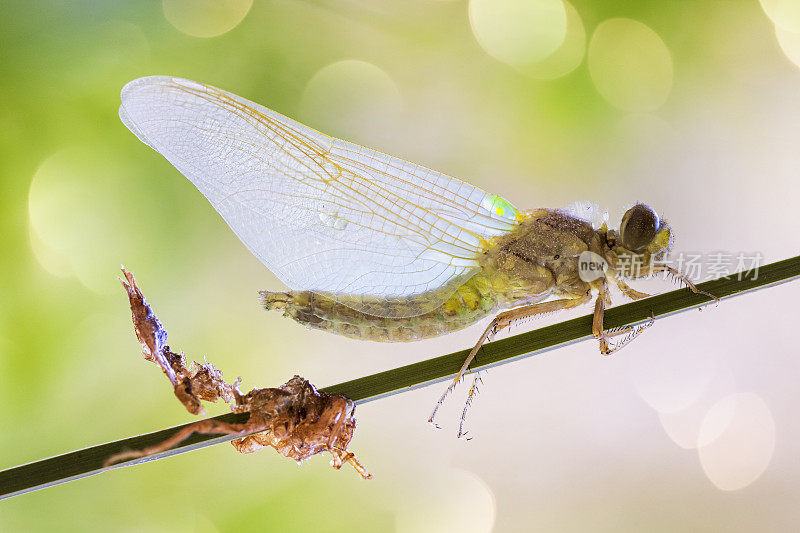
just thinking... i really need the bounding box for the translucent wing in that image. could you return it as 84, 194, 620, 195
563, 201, 609, 230
119, 76, 519, 317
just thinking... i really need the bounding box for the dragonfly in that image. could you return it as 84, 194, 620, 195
119, 76, 713, 436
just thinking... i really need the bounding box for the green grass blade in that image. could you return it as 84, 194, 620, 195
1, 255, 798, 500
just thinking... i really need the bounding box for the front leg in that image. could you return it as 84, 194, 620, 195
592, 281, 654, 355
613, 276, 652, 300
653, 264, 719, 302
429, 292, 592, 434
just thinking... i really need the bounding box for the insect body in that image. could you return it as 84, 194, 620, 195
261, 208, 609, 342
120, 77, 711, 435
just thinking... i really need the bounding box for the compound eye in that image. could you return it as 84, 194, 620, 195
620, 204, 659, 251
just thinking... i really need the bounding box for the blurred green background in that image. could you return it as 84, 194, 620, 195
2, 0, 800, 530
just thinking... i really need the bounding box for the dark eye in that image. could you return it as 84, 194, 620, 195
620, 204, 659, 251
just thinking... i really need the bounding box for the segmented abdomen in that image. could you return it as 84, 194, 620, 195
261, 276, 499, 342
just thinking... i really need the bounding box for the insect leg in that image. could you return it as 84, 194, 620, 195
457, 370, 483, 439
593, 283, 657, 354
593, 282, 619, 355
596, 265, 717, 354
103, 419, 256, 467
331, 446, 373, 479
653, 264, 719, 303
613, 277, 652, 300
598, 312, 656, 355
428, 294, 591, 431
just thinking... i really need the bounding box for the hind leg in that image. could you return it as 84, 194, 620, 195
429, 292, 592, 434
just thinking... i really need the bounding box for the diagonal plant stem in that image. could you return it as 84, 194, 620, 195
1, 255, 799, 500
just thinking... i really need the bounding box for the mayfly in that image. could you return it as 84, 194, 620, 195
119, 76, 713, 436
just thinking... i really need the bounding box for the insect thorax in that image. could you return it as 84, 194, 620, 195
479, 208, 604, 302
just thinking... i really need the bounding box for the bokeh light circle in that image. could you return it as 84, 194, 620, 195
518, 0, 585, 80
395, 468, 495, 533
300, 59, 402, 141
588, 18, 673, 112
28, 149, 130, 293
469, 0, 568, 67
628, 345, 717, 415
162, 0, 253, 38
657, 366, 737, 450
760, 0, 800, 33
775, 25, 800, 68
698, 392, 776, 491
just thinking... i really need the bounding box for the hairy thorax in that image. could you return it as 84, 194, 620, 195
479, 208, 602, 304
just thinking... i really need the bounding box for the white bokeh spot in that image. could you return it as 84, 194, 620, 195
395, 468, 496, 533
588, 18, 673, 112
698, 392, 776, 491
162, 0, 253, 38
469, 0, 567, 67
518, 0, 585, 80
